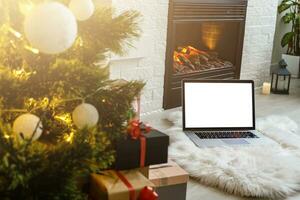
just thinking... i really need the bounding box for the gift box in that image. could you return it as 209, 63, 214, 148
149, 160, 189, 200
139, 166, 149, 178
115, 129, 169, 170
89, 169, 157, 200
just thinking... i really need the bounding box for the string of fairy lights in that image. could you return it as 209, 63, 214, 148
1, 74, 123, 142
0, 0, 114, 143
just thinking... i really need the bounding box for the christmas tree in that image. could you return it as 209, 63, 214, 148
0, 0, 143, 199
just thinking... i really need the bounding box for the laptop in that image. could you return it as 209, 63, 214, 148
182, 79, 275, 147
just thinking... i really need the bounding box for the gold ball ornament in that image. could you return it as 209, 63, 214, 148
72, 103, 99, 129
24, 2, 77, 54
13, 113, 43, 141
69, 0, 95, 21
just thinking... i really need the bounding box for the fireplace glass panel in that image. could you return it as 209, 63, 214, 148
173, 21, 240, 75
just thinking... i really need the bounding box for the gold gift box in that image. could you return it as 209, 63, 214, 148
139, 167, 149, 178
89, 169, 154, 200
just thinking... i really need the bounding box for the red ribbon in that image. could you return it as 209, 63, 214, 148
115, 172, 158, 200
127, 120, 151, 167
116, 171, 136, 200
139, 136, 146, 167
127, 120, 151, 140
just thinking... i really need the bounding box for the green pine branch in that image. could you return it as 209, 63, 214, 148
0, 1, 144, 199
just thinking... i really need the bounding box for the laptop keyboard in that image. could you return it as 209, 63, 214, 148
195, 131, 259, 139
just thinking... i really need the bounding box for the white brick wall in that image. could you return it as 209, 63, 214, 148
110, 0, 278, 113
240, 0, 278, 86
110, 0, 169, 114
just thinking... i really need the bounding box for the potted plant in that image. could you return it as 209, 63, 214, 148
278, 0, 300, 78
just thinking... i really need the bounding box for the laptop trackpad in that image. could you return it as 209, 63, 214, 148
222, 139, 250, 145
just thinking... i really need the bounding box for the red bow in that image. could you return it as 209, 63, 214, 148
127, 120, 151, 140
138, 186, 158, 200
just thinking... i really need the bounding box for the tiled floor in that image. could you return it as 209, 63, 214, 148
142, 79, 300, 200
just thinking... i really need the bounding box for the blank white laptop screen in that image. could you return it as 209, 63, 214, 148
184, 82, 254, 128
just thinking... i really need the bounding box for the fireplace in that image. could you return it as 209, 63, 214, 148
163, 0, 248, 109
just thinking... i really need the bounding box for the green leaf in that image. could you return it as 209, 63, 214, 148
278, 2, 293, 13
281, 32, 295, 47
282, 12, 295, 24
295, 13, 300, 24
2, 154, 9, 167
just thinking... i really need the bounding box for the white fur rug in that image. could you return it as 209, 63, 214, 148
165, 111, 300, 199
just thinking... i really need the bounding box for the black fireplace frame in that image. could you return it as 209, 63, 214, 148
163, 0, 248, 109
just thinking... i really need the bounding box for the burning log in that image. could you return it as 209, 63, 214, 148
173, 51, 196, 70
178, 46, 211, 58
173, 45, 233, 74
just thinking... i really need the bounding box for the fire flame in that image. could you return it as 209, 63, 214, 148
173, 51, 184, 65
173, 46, 210, 65
200, 23, 222, 50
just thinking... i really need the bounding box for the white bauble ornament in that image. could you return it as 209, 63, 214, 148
69, 0, 95, 21
24, 2, 77, 54
72, 103, 99, 129
13, 113, 43, 141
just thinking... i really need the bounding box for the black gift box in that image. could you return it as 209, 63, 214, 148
115, 129, 169, 170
